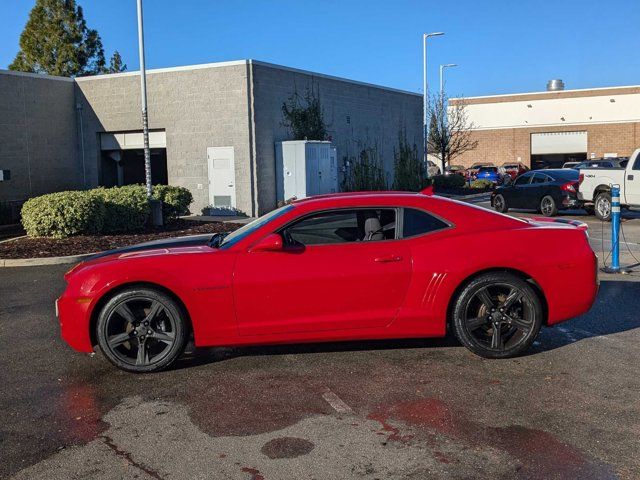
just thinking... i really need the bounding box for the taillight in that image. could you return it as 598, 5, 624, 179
561, 181, 577, 193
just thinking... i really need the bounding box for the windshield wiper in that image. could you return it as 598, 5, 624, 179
209, 232, 229, 248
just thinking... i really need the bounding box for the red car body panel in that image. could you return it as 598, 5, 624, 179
58, 193, 597, 354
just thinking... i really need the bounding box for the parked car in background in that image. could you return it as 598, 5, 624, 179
501, 162, 529, 180
466, 162, 496, 180
427, 160, 441, 177
577, 149, 639, 220
475, 166, 510, 185
58, 190, 597, 372
573, 158, 629, 170
492, 169, 581, 217
562, 161, 580, 169
445, 165, 466, 176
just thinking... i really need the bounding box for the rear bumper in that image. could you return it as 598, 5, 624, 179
560, 194, 581, 209
545, 252, 598, 325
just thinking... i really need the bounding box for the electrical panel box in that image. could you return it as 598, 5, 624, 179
275, 141, 338, 203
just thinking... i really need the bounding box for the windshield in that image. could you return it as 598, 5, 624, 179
218, 204, 294, 249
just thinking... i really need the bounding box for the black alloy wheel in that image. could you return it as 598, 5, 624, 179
540, 195, 558, 217
493, 194, 508, 213
452, 272, 543, 358
96, 288, 188, 373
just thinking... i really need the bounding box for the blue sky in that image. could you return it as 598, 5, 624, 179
1, 0, 639, 97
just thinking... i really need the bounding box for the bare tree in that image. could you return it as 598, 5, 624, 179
427, 94, 478, 173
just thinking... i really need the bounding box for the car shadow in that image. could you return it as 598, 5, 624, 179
170, 279, 639, 370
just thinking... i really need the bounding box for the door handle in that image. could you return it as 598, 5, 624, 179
374, 255, 403, 263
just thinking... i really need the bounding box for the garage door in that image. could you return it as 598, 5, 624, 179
531, 131, 587, 154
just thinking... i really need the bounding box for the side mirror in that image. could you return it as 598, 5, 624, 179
250, 233, 283, 253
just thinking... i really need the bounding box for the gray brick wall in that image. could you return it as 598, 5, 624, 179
251, 61, 423, 214
0, 71, 79, 203
75, 62, 253, 215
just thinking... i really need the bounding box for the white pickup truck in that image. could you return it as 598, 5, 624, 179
577, 148, 640, 221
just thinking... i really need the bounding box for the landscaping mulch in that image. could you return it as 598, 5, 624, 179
0, 220, 242, 259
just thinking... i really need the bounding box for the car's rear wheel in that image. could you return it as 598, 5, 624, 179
493, 194, 508, 213
96, 288, 188, 373
452, 272, 543, 359
540, 195, 557, 217
594, 192, 612, 221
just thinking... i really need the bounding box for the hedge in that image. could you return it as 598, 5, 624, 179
21, 184, 193, 238
431, 174, 466, 189
470, 179, 494, 189
21, 191, 105, 238
152, 184, 193, 221
91, 185, 150, 233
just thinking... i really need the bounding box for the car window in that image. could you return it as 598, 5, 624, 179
514, 174, 531, 185
282, 209, 396, 246
219, 204, 294, 249
531, 173, 548, 184
402, 208, 448, 238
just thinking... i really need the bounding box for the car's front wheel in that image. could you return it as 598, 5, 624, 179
493, 194, 508, 213
452, 272, 543, 359
96, 288, 188, 373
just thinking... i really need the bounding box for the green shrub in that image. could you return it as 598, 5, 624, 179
90, 185, 150, 233
21, 191, 105, 238
432, 174, 466, 189
470, 179, 494, 189
152, 185, 193, 221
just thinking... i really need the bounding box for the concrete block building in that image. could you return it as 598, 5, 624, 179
0, 60, 422, 216
450, 82, 640, 170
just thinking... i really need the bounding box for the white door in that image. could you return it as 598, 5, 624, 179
207, 147, 236, 209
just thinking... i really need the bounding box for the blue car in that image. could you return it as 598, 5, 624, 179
475, 166, 508, 185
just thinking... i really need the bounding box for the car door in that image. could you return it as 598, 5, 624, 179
527, 173, 549, 209
232, 208, 412, 336
508, 172, 533, 208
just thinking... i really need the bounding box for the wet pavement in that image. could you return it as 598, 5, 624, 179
2, 202, 640, 479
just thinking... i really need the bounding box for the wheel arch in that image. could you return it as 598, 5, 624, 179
89, 281, 193, 347
594, 184, 611, 196
445, 267, 549, 330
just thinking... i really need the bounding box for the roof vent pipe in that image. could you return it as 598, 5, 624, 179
546, 79, 565, 91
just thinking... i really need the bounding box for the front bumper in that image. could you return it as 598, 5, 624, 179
57, 292, 95, 353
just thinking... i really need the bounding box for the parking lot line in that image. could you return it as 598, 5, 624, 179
322, 388, 354, 414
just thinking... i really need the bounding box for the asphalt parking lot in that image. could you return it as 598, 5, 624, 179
1, 202, 639, 480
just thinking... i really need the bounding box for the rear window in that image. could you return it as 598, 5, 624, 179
503, 164, 518, 169
478, 167, 497, 173
402, 208, 448, 238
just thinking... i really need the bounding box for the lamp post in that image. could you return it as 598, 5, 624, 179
439, 63, 457, 99
423, 32, 444, 175
136, 0, 162, 224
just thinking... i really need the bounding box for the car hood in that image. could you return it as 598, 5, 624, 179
87, 233, 215, 262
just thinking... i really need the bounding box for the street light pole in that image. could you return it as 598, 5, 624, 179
136, 0, 152, 199
423, 32, 444, 175
136, 0, 162, 225
439, 63, 458, 100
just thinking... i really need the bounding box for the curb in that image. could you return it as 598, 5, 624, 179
0, 252, 97, 268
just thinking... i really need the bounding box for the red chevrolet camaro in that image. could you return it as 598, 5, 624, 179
57, 192, 598, 373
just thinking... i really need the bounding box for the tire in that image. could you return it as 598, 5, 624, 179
493, 194, 509, 213
540, 195, 557, 217
594, 192, 612, 221
96, 288, 189, 373
583, 205, 595, 216
452, 272, 543, 359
